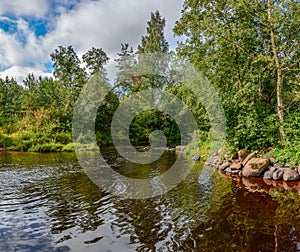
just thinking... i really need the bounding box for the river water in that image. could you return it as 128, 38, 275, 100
0, 150, 299, 251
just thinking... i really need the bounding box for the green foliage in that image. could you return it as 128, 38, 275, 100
137, 10, 169, 54
28, 143, 64, 153
174, 0, 300, 151
82, 47, 109, 77
267, 112, 300, 166
128, 110, 181, 147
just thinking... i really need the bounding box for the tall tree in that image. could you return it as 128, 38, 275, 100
0, 77, 24, 117
50, 45, 86, 91
50, 45, 86, 130
114, 43, 136, 95
137, 10, 169, 54
82, 47, 109, 77
174, 0, 300, 147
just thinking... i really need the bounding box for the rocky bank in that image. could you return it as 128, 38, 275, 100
205, 150, 300, 183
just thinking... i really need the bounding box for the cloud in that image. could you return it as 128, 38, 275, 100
0, 0, 184, 82
43, 0, 183, 55
0, 0, 49, 18
0, 19, 49, 69
1, 65, 52, 84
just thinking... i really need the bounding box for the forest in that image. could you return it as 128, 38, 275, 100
0, 1, 299, 166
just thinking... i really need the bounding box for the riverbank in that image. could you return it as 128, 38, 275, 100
204, 149, 300, 194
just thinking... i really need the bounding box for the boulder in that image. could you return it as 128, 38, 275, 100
225, 167, 232, 173
242, 151, 258, 167
272, 169, 285, 180
269, 166, 277, 173
263, 170, 273, 180
297, 165, 300, 175
231, 169, 241, 175
242, 158, 270, 177
220, 161, 231, 171
283, 169, 300, 182
238, 150, 248, 162
269, 157, 276, 164
230, 162, 242, 170
274, 163, 281, 169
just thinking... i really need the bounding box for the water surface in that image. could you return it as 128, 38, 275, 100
0, 150, 299, 251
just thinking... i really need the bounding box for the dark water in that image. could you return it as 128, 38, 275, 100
0, 150, 299, 252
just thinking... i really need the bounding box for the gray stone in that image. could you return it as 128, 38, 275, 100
231, 169, 241, 174
220, 161, 231, 171
269, 166, 277, 173
263, 171, 273, 180
283, 169, 300, 182
298, 165, 300, 175
274, 163, 281, 169
242, 158, 270, 177
272, 169, 284, 180
225, 167, 232, 173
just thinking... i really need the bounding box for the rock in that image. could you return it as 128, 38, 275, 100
242, 158, 270, 177
269, 157, 276, 164
231, 169, 241, 175
263, 170, 273, 180
238, 150, 248, 162
272, 169, 285, 180
192, 155, 200, 161
230, 162, 242, 170
242, 151, 258, 167
269, 166, 277, 173
298, 166, 300, 175
220, 161, 231, 170
225, 167, 232, 173
283, 169, 300, 182
274, 163, 281, 169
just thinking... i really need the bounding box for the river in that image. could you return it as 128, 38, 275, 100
0, 149, 299, 251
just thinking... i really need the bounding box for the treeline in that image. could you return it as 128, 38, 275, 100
0, 2, 300, 165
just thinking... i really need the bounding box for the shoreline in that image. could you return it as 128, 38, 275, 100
204, 149, 300, 195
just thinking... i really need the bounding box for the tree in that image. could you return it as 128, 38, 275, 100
137, 10, 169, 54
82, 47, 109, 77
114, 43, 137, 96
174, 0, 300, 148
50, 45, 86, 91
0, 76, 24, 117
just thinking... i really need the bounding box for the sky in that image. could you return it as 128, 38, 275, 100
0, 0, 185, 83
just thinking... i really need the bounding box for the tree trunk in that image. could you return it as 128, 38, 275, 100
268, 0, 285, 142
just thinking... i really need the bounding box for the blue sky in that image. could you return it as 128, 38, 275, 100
0, 0, 184, 82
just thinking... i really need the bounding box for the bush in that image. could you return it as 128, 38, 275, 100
55, 132, 72, 144
28, 143, 64, 152
0, 132, 12, 148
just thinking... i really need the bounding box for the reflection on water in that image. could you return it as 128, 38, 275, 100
0, 150, 299, 251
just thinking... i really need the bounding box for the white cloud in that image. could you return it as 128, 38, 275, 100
43, 0, 184, 55
0, 0, 184, 82
0, 19, 49, 69
0, 0, 48, 17
1, 65, 52, 84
